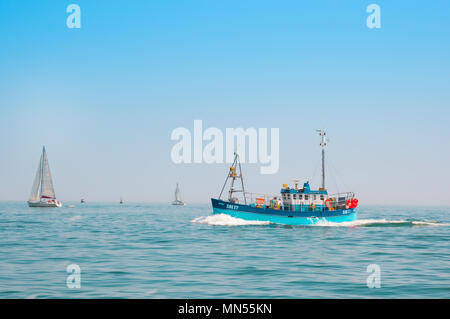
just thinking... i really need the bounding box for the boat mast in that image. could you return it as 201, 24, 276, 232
40, 146, 45, 200
218, 153, 247, 204
175, 183, 181, 202
316, 130, 327, 190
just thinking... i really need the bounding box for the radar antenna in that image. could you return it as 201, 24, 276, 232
316, 129, 327, 190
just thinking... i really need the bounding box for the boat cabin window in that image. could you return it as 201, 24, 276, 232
304, 195, 309, 200
293, 194, 297, 200
320, 195, 324, 201
298, 194, 303, 200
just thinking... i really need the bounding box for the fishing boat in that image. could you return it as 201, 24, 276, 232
120, 197, 124, 204
172, 183, 186, 206
80, 199, 85, 203
211, 130, 358, 225
27, 146, 62, 208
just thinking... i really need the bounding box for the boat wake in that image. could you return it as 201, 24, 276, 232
69, 215, 83, 222
192, 215, 449, 227
312, 218, 450, 227
191, 214, 271, 226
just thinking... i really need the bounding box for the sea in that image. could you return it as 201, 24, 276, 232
0, 202, 449, 298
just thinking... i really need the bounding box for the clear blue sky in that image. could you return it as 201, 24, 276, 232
1, 0, 449, 205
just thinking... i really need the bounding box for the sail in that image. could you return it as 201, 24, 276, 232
40, 147, 56, 199
175, 183, 182, 202
29, 153, 43, 202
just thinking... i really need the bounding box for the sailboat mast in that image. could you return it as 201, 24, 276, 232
175, 183, 177, 200
40, 146, 45, 200
316, 130, 327, 190
175, 183, 181, 201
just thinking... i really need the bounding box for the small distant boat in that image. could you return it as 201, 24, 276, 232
80, 199, 85, 203
171, 183, 186, 206
27, 146, 62, 208
120, 198, 124, 204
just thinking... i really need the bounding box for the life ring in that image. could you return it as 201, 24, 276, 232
324, 199, 332, 208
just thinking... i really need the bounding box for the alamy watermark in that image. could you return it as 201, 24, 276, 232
366, 264, 381, 288
66, 4, 81, 29
66, 264, 81, 289
64, 4, 380, 30
170, 120, 279, 174
366, 4, 381, 29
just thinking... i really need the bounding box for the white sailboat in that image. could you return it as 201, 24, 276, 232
27, 146, 62, 208
172, 183, 186, 206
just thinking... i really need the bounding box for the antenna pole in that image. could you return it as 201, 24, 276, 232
316, 130, 327, 190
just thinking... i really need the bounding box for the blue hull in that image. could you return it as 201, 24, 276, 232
211, 198, 357, 225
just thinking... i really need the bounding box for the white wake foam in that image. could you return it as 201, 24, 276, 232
69, 215, 83, 222
312, 218, 449, 227
191, 214, 271, 226
192, 215, 449, 227
411, 220, 450, 226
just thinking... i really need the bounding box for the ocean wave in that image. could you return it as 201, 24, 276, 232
312, 219, 450, 227
192, 215, 449, 227
191, 214, 271, 226
68, 215, 83, 222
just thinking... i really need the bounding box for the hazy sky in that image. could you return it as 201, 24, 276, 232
1, 0, 449, 205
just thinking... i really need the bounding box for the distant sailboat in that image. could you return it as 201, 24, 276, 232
28, 146, 62, 208
80, 199, 85, 203
172, 183, 186, 206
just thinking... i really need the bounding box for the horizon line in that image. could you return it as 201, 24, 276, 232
1, 200, 450, 209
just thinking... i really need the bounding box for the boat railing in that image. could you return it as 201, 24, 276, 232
328, 192, 354, 200
242, 191, 355, 211
244, 192, 281, 204
245, 192, 354, 202
328, 192, 355, 209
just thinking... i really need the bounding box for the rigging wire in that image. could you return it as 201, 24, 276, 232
326, 158, 341, 194
309, 159, 321, 187
327, 156, 352, 193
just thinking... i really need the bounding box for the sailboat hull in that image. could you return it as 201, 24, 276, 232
171, 201, 186, 206
28, 201, 62, 208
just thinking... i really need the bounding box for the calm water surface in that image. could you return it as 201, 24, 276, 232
0, 202, 449, 298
